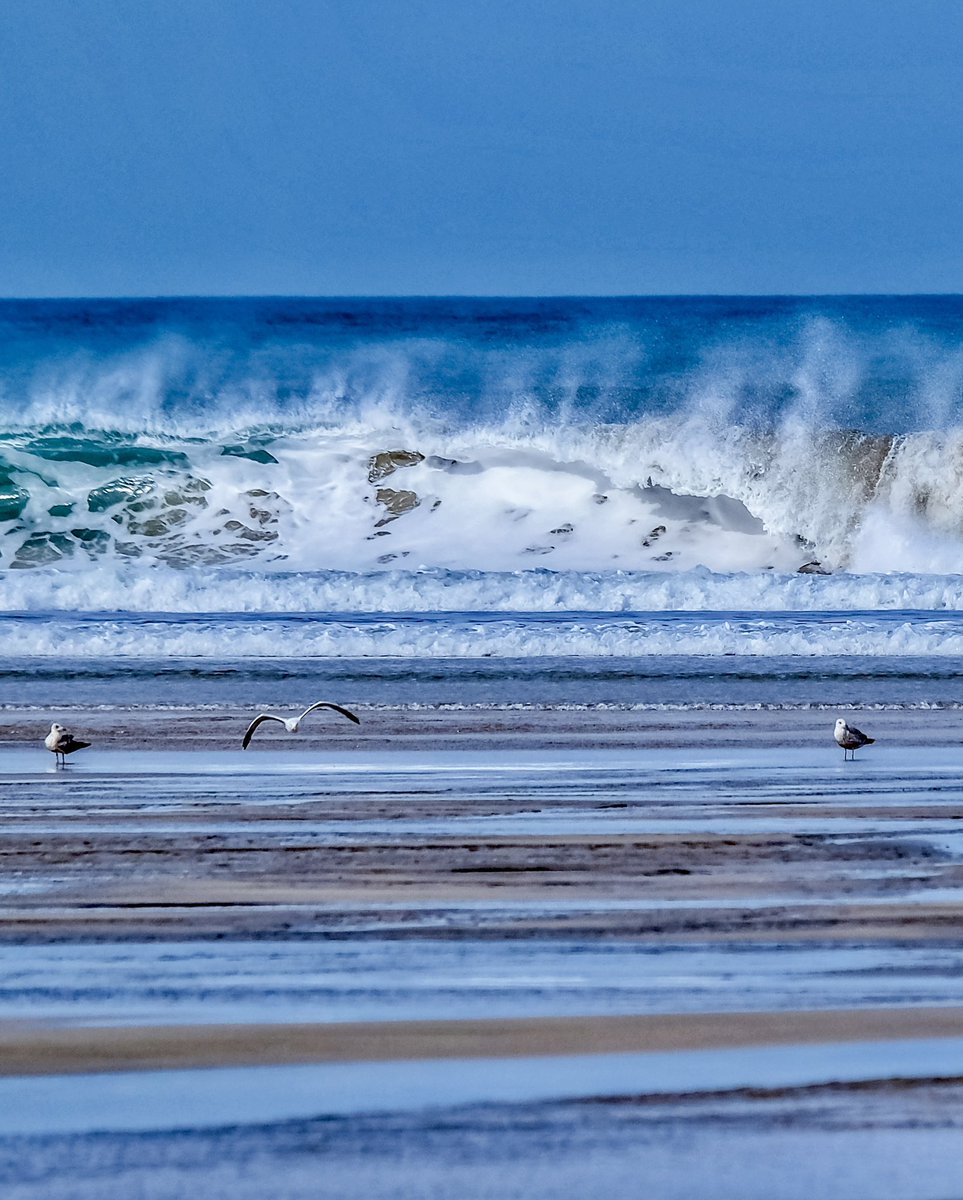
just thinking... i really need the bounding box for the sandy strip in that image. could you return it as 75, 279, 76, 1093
3, 1007, 963, 1078
3, 705, 961, 750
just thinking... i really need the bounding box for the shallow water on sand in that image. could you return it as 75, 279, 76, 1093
5, 938, 963, 1027
5, 740, 963, 1196
7, 645, 963, 709
5, 1049, 963, 1199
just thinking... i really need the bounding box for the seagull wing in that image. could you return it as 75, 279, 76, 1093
299, 701, 362, 726
242, 713, 286, 749
849, 725, 871, 743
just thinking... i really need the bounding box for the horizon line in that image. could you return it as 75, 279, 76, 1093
1, 291, 962, 303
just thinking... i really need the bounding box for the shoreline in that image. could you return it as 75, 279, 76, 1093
1, 704, 959, 751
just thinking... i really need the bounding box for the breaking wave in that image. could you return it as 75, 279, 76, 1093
2, 296, 963, 609
2, 407, 963, 580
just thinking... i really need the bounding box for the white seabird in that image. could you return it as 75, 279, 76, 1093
44, 723, 91, 767
242, 701, 361, 748
834, 717, 875, 761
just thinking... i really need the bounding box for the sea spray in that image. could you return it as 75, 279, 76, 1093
2, 296, 963, 603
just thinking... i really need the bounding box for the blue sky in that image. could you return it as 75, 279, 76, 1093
0, 0, 960, 296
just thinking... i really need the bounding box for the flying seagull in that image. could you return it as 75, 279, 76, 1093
242, 701, 361, 748
45, 723, 91, 767
834, 718, 875, 761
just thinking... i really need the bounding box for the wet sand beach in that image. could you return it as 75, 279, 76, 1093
5, 710, 963, 1196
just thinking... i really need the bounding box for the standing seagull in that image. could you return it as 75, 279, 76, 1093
834, 718, 875, 761
45, 723, 91, 767
242, 701, 361, 748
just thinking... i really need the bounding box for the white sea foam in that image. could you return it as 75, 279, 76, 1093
3, 415, 963, 578
6, 611, 963, 658
4, 564, 963, 615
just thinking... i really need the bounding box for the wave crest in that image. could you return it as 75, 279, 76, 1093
3, 297, 963, 578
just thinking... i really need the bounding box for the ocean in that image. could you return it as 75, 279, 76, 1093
1, 294, 963, 714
